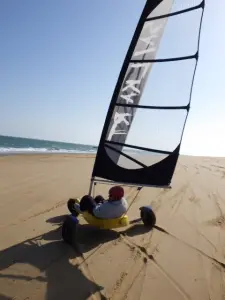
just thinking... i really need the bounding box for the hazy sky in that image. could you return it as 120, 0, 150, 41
0, 1, 224, 156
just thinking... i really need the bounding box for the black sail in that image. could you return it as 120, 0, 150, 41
92, 0, 205, 187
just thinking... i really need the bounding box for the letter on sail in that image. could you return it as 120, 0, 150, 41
108, 112, 132, 141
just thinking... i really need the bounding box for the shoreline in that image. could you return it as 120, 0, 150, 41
0, 150, 225, 159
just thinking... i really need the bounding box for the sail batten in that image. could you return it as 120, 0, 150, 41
130, 53, 197, 63
105, 141, 172, 155
115, 104, 189, 110
91, 0, 205, 187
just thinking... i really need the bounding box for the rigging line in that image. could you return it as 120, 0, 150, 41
93, 182, 96, 198
126, 187, 143, 214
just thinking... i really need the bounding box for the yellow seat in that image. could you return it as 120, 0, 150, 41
82, 211, 129, 229
74, 198, 129, 229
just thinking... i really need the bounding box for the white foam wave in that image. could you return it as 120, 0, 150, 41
0, 147, 97, 155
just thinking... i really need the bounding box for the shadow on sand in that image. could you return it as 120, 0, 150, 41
0, 214, 151, 300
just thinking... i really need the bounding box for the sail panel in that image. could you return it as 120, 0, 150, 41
135, 59, 196, 107
106, 108, 187, 152
94, 144, 180, 186
169, 0, 203, 14
134, 7, 202, 61
147, 0, 203, 18
92, 0, 205, 187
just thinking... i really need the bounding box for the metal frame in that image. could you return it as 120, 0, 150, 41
88, 177, 171, 196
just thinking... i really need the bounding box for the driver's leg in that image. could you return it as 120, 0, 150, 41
80, 195, 97, 214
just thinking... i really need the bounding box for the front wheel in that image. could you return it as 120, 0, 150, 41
67, 198, 79, 217
140, 206, 156, 229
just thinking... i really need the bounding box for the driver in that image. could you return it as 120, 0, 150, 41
79, 186, 128, 219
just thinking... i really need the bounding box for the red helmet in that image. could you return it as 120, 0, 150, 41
109, 186, 124, 200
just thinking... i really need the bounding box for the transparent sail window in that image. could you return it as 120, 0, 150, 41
147, 0, 203, 19
117, 58, 196, 107
106, 107, 187, 152
133, 8, 202, 61
105, 145, 169, 170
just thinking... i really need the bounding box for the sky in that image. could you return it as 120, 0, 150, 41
0, 0, 225, 156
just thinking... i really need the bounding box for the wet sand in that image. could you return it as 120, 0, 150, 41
0, 153, 225, 299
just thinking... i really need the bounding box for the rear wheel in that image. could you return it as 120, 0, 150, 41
62, 216, 77, 245
140, 207, 156, 229
67, 198, 79, 217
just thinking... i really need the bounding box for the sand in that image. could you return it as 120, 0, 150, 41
0, 153, 225, 300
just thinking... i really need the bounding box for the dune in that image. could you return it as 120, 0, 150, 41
0, 153, 225, 299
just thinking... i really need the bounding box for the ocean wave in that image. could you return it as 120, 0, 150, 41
0, 147, 97, 155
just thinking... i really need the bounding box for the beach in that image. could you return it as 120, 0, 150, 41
0, 153, 225, 300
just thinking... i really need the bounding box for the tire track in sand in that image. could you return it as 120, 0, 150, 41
107, 239, 145, 300
142, 184, 189, 258
183, 186, 216, 252
148, 189, 170, 213
73, 242, 108, 300
206, 191, 225, 298
120, 235, 192, 300
169, 183, 189, 217
207, 192, 225, 260
186, 187, 214, 300
153, 226, 225, 269
114, 184, 225, 299
76, 234, 145, 300
0, 199, 67, 228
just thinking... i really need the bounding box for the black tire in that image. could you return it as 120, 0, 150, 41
61, 216, 77, 245
140, 208, 156, 229
67, 198, 79, 217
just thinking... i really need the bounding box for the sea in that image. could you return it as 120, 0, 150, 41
0, 135, 97, 155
